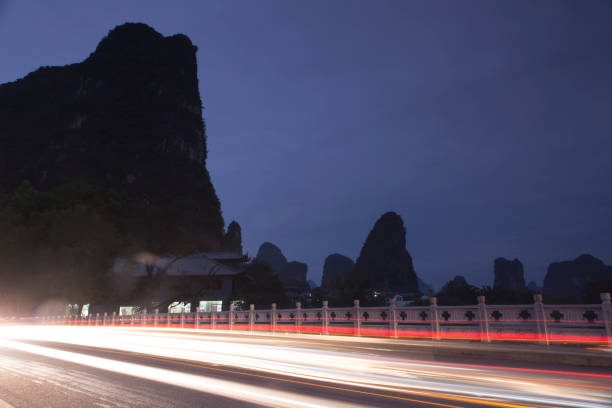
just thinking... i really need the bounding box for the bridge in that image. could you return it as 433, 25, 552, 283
24, 292, 612, 347
1, 293, 611, 407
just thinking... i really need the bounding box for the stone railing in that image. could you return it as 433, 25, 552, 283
24, 292, 612, 347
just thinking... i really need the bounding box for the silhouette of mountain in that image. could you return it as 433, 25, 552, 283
0, 23, 224, 253
417, 277, 434, 294
527, 281, 541, 293
285, 261, 307, 282
543, 254, 612, 301
494, 258, 527, 293
436, 275, 478, 305
223, 221, 243, 253
255, 242, 287, 276
321, 253, 354, 289
353, 212, 419, 294
255, 242, 307, 283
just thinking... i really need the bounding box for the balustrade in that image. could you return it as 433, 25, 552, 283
22, 292, 612, 347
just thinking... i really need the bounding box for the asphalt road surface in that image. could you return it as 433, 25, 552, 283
0, 326, 611, 408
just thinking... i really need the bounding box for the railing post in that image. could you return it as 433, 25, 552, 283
478, 296, 490, 343
322, 300, 329, 335
353, 300, 361, 336
600, 292, 612, 347
96, 313, 100, 326
131, 313, 135, 327
533, 294, 549, 345
271, 303, 277, 332
103, 312, 107, 326
389, 298, 398, 338
229, 303, 235, 331
142, 308, 147, 326
112, 311, 116, 326
430, 297, 440, 340
211, 307, 216, 330
296, 302, 302, 334
180, 311, 185, 329
195, 307, 200, 329
249, 304, 255, 332
154, 309, 159, 328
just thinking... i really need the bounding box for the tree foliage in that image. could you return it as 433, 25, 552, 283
584, 279, 612, 304
229, 261, 289, 309
0, 181, 124, 315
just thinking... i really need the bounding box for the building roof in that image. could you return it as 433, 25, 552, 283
113, 252, 245, 277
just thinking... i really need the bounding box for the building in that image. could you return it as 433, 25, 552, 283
111, 252, 248, 313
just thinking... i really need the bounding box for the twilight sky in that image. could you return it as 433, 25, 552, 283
1, 1, 611, 289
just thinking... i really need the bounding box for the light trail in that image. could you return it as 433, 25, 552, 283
32, 315, 612, 345
0, 338, 365, 408
0, 326, 611, 407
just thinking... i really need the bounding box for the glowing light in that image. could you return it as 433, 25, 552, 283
0, 326, 610, 408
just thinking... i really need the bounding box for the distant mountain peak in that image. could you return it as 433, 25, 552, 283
0, 23, 223, 254
255, 242, 307, 283
90, 23, 195, 63
354, 211, 419, 294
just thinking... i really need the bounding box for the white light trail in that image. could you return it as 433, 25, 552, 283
0, 338, 365, 408
0, 326, 610, 408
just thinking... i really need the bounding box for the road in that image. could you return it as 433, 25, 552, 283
0, 326, 611, 407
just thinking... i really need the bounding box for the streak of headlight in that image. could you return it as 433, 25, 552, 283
1, 326, 611, 408
0, 338, 367, 408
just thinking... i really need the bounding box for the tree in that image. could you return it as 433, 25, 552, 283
436, 277, 480, 306
230, 261, 289, 309
0, 181, 124, 315
584, 279, 612, 304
